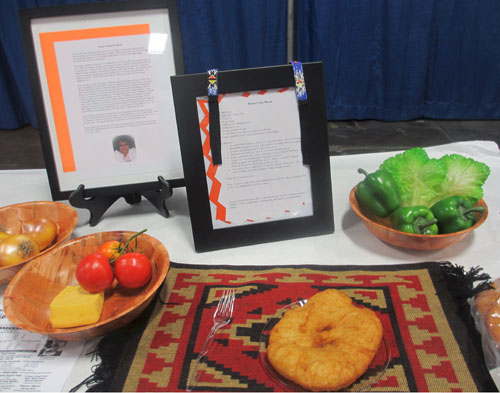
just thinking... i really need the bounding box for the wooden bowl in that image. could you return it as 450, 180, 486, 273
0, 201, 78, 284
3, 231, 170, 341
349, 186, 488, 250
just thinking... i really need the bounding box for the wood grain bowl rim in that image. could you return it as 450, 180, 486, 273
349, 186, 488, 239
3, 230, 170, 336
0, 201, 78, 276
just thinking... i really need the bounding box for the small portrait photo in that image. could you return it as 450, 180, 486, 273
112, 134, 137, 163
38, 338, 67, 357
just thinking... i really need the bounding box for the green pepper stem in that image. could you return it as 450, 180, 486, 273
463, 206, 485, 215
358, 168, 369, 177
415, 218, 438, 234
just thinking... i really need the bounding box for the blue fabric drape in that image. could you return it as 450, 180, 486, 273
296, 0, 500, 120
0, 0, 111, 130
0, 0, 39, 129
177, 0, 287, 74
1, 0, 500, 129
424, 1, 500, 119
0, 0, 287, 129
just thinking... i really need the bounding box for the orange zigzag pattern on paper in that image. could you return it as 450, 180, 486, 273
198, 88, 305, 225
198, 98, 228, 223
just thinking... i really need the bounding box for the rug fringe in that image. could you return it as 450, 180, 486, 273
439, 261, 492, 305
69, 341, 116, 392
71, 288, 165, 392
438, 261, 492, 340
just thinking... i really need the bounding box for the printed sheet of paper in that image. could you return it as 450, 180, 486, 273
197, 87, 313, 229
31, 11, 183, 191
0, 287, 85, 392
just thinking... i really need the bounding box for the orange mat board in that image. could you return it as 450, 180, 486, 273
39, 24, 150, 173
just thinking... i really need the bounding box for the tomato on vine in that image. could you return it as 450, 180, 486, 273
76, 252, 114, 293
76, 229, 152, 292
97, 240, 124, 260
114, 252, 152, 289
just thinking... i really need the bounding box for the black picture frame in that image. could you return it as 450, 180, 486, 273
19, 0, 185, 200
171, 62, 334, 252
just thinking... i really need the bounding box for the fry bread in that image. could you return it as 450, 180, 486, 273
474, 280, 500, 344
267, 289, 383, 391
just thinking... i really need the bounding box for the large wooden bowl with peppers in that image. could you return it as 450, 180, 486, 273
349, 185, 488, 251
350, 148, 490, 250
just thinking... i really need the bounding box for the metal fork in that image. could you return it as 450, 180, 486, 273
187, 289, 235, 390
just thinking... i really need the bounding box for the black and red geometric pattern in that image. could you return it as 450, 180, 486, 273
105, 262, 494, 392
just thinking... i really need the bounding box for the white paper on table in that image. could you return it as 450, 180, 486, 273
0, 287, 85, 392
196, 87, 313, 229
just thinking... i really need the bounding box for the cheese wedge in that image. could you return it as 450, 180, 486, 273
49, 285, 104, 328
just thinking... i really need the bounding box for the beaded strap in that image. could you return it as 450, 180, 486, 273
290, 60, 308, 103
207, 69, 218, 96
207, 69, 221, 165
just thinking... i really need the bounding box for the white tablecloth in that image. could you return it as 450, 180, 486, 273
3, 140, 499, 273
1, 140, 499, 390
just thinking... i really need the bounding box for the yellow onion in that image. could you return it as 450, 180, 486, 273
0, 234, 39, 267
21, 217, 57, 250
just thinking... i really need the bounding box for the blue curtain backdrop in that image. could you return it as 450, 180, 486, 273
0, 0, 112, 129
177, 0, 287, 74
0, 0, 287, 129
296, 0, 500, 121
1, 0, 499, 129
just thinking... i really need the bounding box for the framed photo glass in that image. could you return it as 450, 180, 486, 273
171, 62, 334, 252
19, 0, 185, 200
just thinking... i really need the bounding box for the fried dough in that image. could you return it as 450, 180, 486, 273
475, 281, 500, 316
486, 305, 500, 343
267, 289, 383, 391
474, 280, 500, 344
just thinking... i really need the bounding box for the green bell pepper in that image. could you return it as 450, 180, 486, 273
390, 206, 439, 235
430, 195, 486, 234
355, 168, 401, 218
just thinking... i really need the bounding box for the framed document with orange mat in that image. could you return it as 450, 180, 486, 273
19, 0, 185, 201
171, 62, 334, 252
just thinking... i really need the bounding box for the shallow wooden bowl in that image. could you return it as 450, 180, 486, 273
349, 186, 488, 251
0, 201, 78, 284
3, 231, 170, 341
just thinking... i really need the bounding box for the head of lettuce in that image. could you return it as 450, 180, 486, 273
379, 147, 490, 208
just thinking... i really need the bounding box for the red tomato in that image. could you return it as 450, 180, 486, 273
97, 240, 123, 260
76, 252, 114, 293
114, 252, 152, 289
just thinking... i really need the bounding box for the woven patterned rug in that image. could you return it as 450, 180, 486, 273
84, 261, 496, 392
